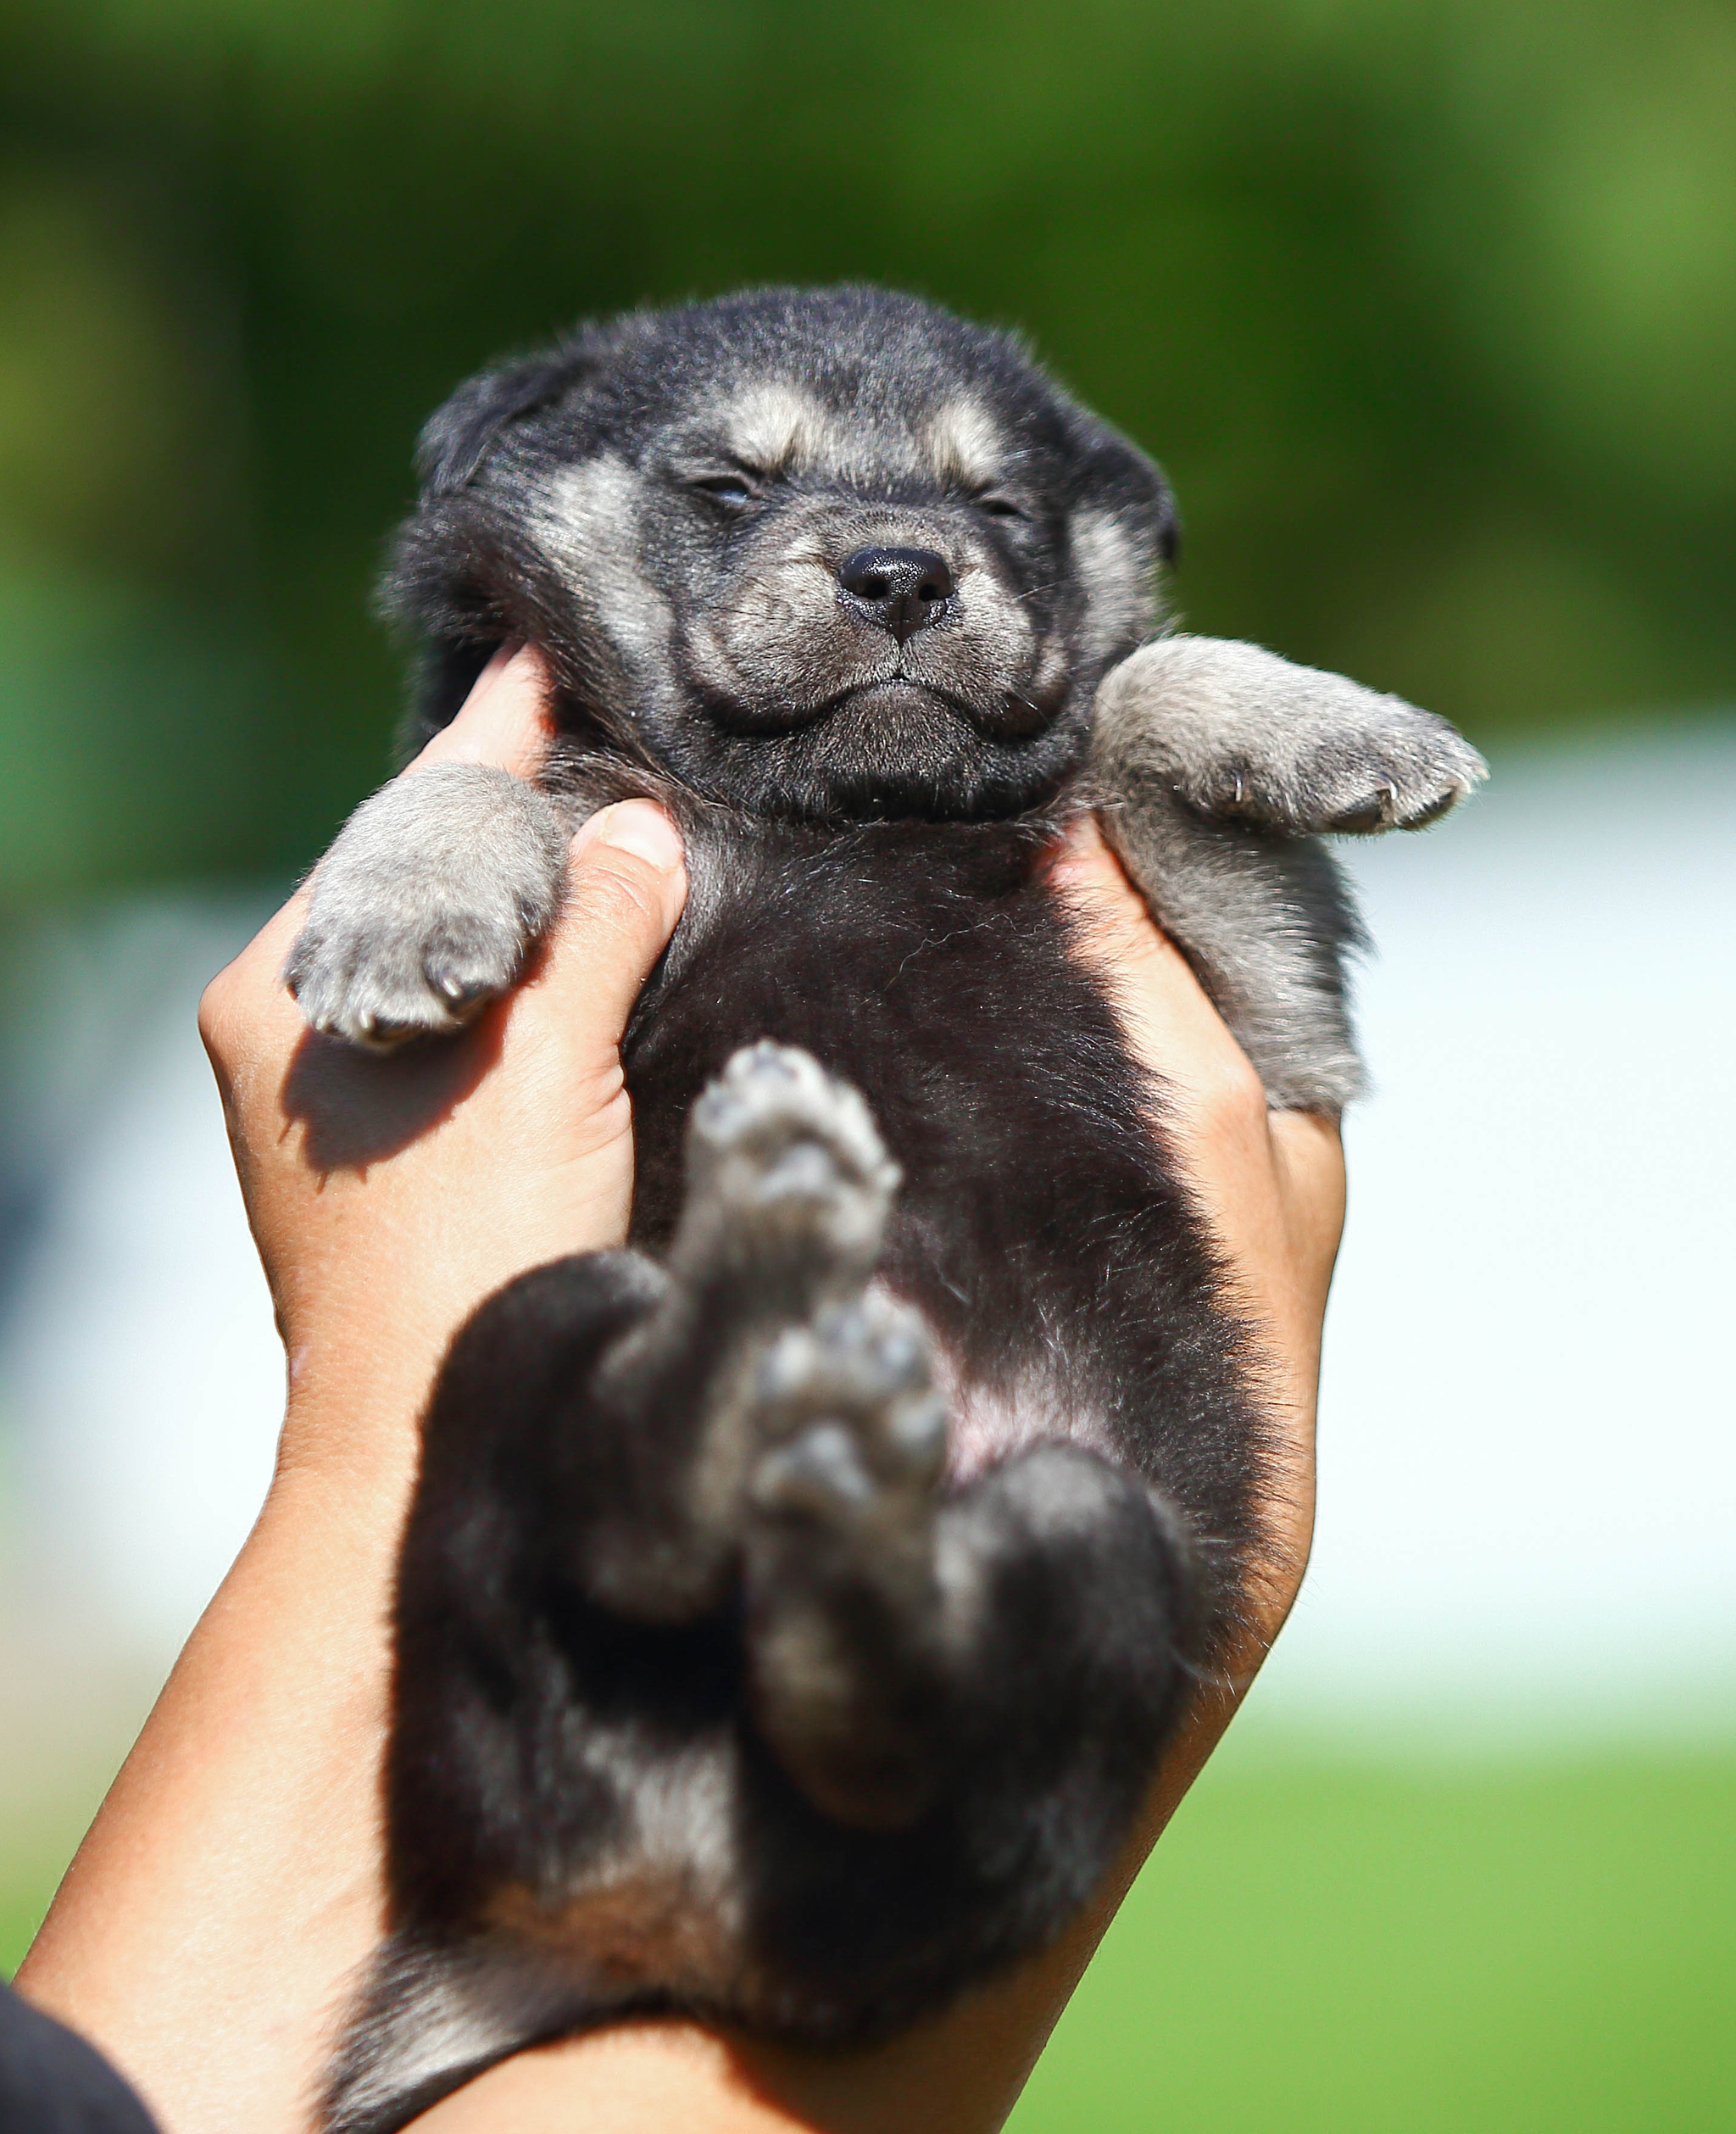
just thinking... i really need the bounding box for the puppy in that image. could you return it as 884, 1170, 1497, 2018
288, 287, 1483, 2132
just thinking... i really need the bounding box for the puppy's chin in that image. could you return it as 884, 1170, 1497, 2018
676, 685, 1082, 822
783, 687, 995, 810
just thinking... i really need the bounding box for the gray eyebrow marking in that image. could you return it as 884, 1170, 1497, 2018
717, 382, 831, 471
924, 398, 1004, 488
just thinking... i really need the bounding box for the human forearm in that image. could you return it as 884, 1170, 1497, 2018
18, 656, 694, 2131
17, 1416, 407, 2134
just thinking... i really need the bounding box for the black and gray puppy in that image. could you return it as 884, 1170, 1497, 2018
289, 287, 1483, 2131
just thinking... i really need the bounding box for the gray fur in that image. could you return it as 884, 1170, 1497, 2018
1091, 636, 1485, 1110
1099, 634, 1488, 833
289, 629, 1484, 1104
284, 762, 570, 1048
1095, 778, 1370, 1112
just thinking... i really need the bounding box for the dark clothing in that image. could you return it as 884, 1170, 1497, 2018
0, 1982, 159, 2133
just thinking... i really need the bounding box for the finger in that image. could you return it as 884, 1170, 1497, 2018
1049, 816, 1256, 1106
1267, 1108, 1348, 1298
198, 889, 314, 1084
413, 644, 554, 777
510, 800, 689, 1079
204, 649, 555, 1063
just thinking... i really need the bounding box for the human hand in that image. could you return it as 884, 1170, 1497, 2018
20, 719, 1342, 2134
1050, 813, 1344, 1626
199, 644, 688, 1489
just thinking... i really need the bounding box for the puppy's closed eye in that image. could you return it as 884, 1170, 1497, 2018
690, 473, 760, 510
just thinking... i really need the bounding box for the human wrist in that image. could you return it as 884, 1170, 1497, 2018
272, 1330, 437, 1500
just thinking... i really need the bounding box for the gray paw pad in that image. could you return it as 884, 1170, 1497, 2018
750, 1292, 947, 1526
686, 1043, 901, 1268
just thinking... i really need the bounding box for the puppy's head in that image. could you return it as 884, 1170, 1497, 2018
389, 287, 1175, 820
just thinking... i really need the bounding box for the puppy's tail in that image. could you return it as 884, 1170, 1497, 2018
319, 1933, 592, 2134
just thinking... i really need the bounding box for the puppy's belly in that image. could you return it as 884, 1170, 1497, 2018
907, 1301, 1115, 1485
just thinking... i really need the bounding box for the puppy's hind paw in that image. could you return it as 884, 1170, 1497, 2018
744, 1290, 949, 1830
751, 1291, 947, 1521
682, 1043, 901, 1284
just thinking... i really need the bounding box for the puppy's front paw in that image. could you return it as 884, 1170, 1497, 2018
286, 905, 531, 1049
283, 763, 568, 1050
1096, 637, 1487, 839
1195, 713, 1488, 836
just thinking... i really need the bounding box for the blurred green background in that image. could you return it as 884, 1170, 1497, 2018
3, 3, 1733, 2125
3, 0, 1734, 899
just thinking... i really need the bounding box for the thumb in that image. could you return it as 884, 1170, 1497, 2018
529, 800, 689, 1061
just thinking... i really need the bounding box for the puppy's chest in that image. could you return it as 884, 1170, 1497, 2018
621, 821, 1188, 1396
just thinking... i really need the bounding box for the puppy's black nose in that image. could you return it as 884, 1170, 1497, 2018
837, 546, 956, 643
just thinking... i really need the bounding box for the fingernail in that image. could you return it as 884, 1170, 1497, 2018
575, 800, 684, 872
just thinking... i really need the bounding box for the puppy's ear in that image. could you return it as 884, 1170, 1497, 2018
1149, 474, 1180, 566
415, 338, 601, 495
1068, 413, 1179, 568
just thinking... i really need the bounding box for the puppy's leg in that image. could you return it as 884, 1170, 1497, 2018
741, 1287, 949, 1829
558, 1040, 903, 1624
743, 1360, 1190, 1856
1089, 635, 1487, 1111
556, 1044, 1188, 1847
1093, 783, 1369, 1111
1095, 634, 1487, 836
285, 763, 569, 1048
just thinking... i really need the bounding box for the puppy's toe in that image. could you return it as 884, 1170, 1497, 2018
759, 1295, 943, 1474
752, 1422, 877, 1521
751, 1293, 947, 1520
286, 910, 525, 1050
1293, 722, 1488, 835
420, 913, 527, 1015
693, 1044, 893, 1184
1194, 717, 1488, 837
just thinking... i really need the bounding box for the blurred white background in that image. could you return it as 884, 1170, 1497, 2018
1265, 722, 1736, 1740
1, 725, 1732, 1786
